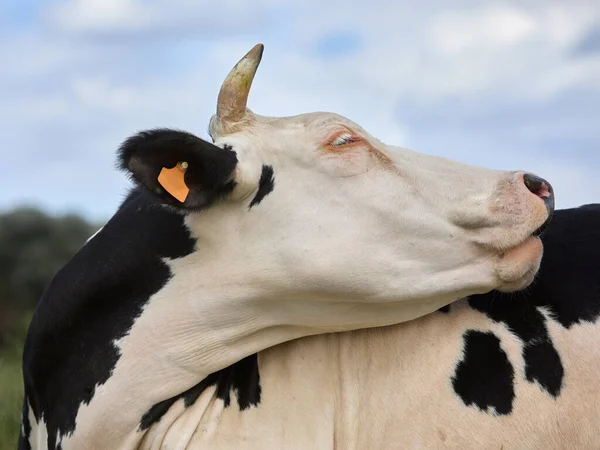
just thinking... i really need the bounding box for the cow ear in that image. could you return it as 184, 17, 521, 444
117, 128, 238, 210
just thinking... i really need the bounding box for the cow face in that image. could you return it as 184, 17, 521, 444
119, 44, 554, 328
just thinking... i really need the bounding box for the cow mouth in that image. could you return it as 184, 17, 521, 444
495, 235, 544, 292
492, 210, 552, 292
531, 220, 549, 238
532, 203, 555, 238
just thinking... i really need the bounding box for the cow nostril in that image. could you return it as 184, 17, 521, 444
523, 174, 549, 198
523, 173, 555, 215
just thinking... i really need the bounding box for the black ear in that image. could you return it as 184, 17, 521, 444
117, 128, 238, 210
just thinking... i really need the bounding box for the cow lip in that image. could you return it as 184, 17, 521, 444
496, 232, 544, 260
494, 235, 544, 291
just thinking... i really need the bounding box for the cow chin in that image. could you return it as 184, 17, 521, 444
494, 236, 544, 292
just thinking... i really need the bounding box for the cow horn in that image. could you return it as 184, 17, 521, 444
215, 43, 264, 134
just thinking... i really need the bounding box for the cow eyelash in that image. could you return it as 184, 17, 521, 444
330, 133, 362, 147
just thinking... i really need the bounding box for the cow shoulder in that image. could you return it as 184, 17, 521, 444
21, 188, 196, 448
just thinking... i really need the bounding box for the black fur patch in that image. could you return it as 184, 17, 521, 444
18, 399, 32, 450
524, 204, 600, 328
139, 354, 261, 430
468, 294, 563, 397
452, 330, 515, 415
139, 397, 180, 431
522, 342, 563, 396
249, 165, 275, 208
438, 305, 451, 314
465, 204, 600, 399
21, 188, 196, 449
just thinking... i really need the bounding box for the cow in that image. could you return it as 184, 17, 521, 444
152, 203, 597, 449
20, 44, 563, 449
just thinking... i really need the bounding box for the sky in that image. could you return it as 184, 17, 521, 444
1, 0, 599, 222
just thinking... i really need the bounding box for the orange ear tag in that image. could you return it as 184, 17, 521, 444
157, 162, 190, 203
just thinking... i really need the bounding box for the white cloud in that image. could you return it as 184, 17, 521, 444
48, 0, 140, 31
71, 76, 137, 111
44, 0, 282, 37
429, 4, 538, 55
1, 0, 599, 219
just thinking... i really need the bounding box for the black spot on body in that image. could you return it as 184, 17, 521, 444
465, 204, 600, 399
468, 295, 564, 397
249, 165, 275, 208
139, 354, 261, 430
452, 330, 515, 415
523, 342, 563, 396
21, 188, 196, 449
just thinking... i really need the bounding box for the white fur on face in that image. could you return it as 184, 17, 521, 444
203, 110, 550, 315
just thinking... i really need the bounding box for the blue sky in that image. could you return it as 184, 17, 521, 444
1, 0, 599, 221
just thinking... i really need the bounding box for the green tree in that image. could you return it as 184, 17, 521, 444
0, 206, 98, 310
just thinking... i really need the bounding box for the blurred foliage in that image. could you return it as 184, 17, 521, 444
0, 206, 98, 309
0, 312, 31, 450
0, 206, 100, 448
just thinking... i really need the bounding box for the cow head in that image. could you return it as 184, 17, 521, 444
119, 44, 554, 329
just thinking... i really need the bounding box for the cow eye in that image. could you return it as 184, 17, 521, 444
329, 133, 362, 147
